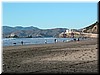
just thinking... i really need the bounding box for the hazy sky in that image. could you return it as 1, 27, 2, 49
2, 2, 97, 29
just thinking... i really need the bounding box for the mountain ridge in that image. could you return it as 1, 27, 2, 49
3, 26, 68, 38
3, 21, 98, 38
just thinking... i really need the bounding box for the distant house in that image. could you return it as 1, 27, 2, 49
65, 29, 72, 34
36, 34, 43, 37
65, 29, 75, 38
10, 33, 19, 38
10, 33, 15, 37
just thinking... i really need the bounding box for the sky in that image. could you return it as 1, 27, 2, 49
2, 2, 97, 29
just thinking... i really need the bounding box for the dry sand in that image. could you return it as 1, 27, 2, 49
2, 38, 98, 74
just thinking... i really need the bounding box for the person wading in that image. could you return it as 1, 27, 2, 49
21, 41, 23, 45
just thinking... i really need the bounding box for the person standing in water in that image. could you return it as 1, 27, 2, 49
77, 38, 80, 41
21, 41, 23, 45
54, 39, 57, 43
44, 39, 47, 44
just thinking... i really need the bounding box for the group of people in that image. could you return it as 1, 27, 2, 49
13, 38, 81, 46
13, 39, 58, 46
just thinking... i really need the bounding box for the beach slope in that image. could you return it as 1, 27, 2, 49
2, 38, 98, 74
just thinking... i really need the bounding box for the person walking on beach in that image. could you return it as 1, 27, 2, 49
77, 38, 80, 41
44, 39, 47, 44
54, 39, 57, 43
21, 41, 23, 45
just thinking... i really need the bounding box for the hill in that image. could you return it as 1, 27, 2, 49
80, 21, 98, 34
2, 26, 68, 38
3, 21, 98, 38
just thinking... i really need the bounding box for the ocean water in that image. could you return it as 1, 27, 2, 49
2, 38, 76, 46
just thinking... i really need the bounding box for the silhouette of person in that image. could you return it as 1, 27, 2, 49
21, 41, 23, 45
77, 38, 80, 41
54, 39, 57, 43
13, 43, 16, 45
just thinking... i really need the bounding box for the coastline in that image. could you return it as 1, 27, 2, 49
2, 38, 98, 73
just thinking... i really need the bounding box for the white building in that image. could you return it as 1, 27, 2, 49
65, 29, 73, 34
10, 33, 15, 37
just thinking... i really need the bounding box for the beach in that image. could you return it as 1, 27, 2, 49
2, 38, 98, 74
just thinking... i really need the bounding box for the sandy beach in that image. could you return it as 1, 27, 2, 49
2, 38, 98, 74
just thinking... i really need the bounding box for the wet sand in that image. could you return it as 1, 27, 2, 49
2, 38, 98, 74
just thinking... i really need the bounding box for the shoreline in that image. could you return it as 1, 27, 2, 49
3, 38, 98, 51
3, 37, 97, 47
2, 38, 98, 73
3, 37, 94, 47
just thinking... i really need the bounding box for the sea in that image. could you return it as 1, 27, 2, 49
3, 37, 79, 46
